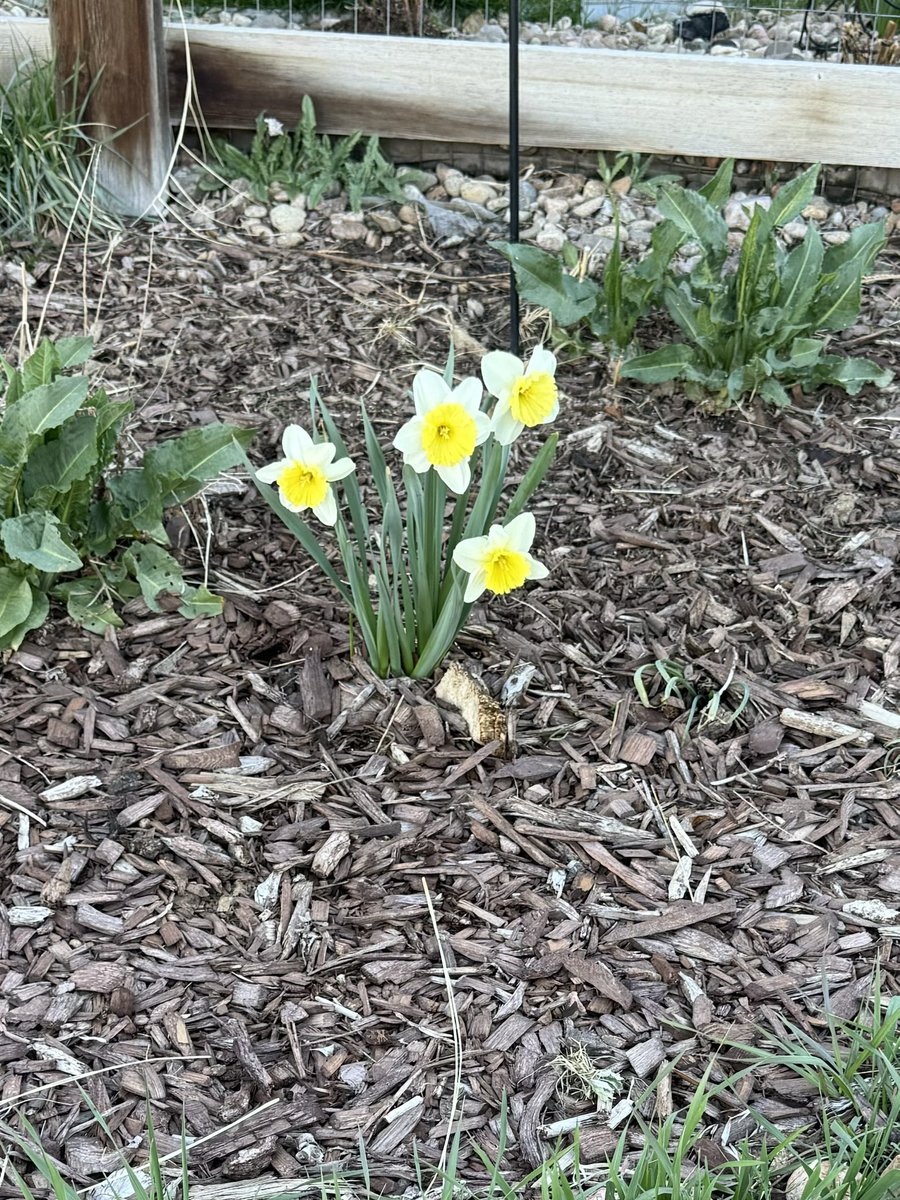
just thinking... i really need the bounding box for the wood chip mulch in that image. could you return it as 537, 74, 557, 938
1, 213, 899, 1192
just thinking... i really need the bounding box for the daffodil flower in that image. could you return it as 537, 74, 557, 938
481, 346, 559, 445
392, 370, 491, 493
256, 425, 354, 526
452, 511, 549, 603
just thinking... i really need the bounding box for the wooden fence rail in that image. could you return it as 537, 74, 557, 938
1, 12, 899, 211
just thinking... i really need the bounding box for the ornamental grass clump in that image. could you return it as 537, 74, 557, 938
247, 346, 558, 679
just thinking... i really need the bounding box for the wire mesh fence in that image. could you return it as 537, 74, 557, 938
2, 0, 899, 63
153, 0, 900, 64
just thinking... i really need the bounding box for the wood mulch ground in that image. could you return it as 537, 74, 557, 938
1, 210, 899, 1194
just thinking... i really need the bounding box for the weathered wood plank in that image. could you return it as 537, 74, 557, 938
47, 2, 171, 215
2, 19, 899, 168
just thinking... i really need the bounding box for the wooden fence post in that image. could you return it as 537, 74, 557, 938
48, 0, 172, 216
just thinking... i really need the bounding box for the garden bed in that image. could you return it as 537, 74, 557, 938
0, 205, 899, 1191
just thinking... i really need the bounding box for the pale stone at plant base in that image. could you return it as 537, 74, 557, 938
542, 197, 570, 224
243, 204, 268, 220
782, 219, 808, 242
724, 194, 772, 230
536, 224, 567, 252
244, 220, 273, 240
460, 180, 498, 204
269, 203, 306, 233
274, 232, 302, 249
572, 195, 611, 219
582, 179, 607, 200
368, 210, 402, 233
442, 170, 465, 197
330, 213, 368, 240
802, 195, 832, 220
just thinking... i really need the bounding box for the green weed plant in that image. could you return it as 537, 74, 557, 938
0, 337, 251, 646
200, 96, 407, 211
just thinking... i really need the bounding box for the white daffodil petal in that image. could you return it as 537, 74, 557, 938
546, 398, 560, 423
527, 555, 550, 581
413, 369, 450, 415
463, 569, 488, 604
454, 376, 483, 414
527, 345, 558, 378
473, 411, 492, 445
453, 536, 489, 573
491, 405, 523, 446
438, 459, 470, 494
304, 441, 336, 469
481, 350, 524, 399
313, 489, 338, 526
504, 511, 537, 552
393, 418, 424, 456
256, 460, 287, 484
325, 457, 355, 481
282, 424, 315, 459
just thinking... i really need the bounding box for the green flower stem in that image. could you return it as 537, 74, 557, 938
412, 573, 466, 679
403, 465, 433, 650
424, 468, 446, 628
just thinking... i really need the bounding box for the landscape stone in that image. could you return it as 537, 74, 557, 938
269, 204, 306, 233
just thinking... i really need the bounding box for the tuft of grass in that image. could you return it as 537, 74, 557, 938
5, 994, 900, 1199
0, 56, 120, 246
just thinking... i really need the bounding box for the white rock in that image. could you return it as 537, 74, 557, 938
542, 197, 570, 223
270, 203, 306, 233
571, 195, 610, 219
823, 230, 851, 246
460, 181, 498, 204
724, 194, 772, 230
443, 171, 464, 198
243, 203, 268, 219
274, 232, 302, 248
802, 195, 831, 221
331, 213, 368, 240
582, 179, 606, 200
782, 219, 808, 242
536, 224, 566, 252
368, 211, 402, 233
253, 10, 287, 26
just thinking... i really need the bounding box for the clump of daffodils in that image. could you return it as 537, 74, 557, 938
248, 345, 559, 679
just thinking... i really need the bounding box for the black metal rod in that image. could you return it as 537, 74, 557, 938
508, 0, 520, 356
